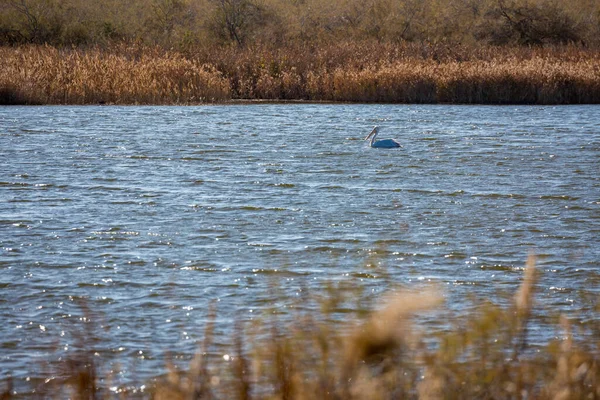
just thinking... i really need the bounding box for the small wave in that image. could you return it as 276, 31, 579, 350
0, 182, 65, 189
478, 264, 521, 272
317, 184, 345, 190
450, 280, 480, 286
107, 226, 131, 232
248, 268, 308, 277
1, 218, 31, 224
77, 282, 108, 288
238, 205, 290, 212
194, 149, 239, 154
138, 240, 173, 248
88, 185, 124, 191
406, 188, 444, 195
20, 128, 49, 134
91, 177, 118, 182
263, 168, 284, 174
179, 264, 221, 272
373, 239, 406, 246
443, 252, 468, 259
305, 245, 348, 254
0, 181, 29, 187
562, 205, 589, 211
308, 169, 345, 174
351, 272, 378, 279
30, 197, 74, 204
426, 241, 449, 246
275, 182, 295, 188
240, 206, 263, 211
539, 195, 580, 201
472, 192, 526, 199
89, 229, 139, 236
1, 341, 20, 350
124, 259, 146, 266
247, 242, 274, 247
321, 238, 361, 244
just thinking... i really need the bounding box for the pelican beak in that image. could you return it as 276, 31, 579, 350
365, 127, 376, 140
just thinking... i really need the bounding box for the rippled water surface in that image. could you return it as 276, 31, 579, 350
1, 104, 599, 391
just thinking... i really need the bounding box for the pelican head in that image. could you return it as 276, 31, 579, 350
365, 126, 379, 141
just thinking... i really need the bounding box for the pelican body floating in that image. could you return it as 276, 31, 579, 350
365, 126, 401, 148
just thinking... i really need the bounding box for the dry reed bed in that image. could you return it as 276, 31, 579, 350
0, 46, 230, 104
1, 44, 600, 104
322, 58, 600, 103
195, 42, 600, 103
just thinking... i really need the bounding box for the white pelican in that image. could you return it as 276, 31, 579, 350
365, 126, 401, 148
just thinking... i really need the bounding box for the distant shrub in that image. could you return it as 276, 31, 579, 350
1, 0, 599, 48
207, 0, 279, 46
476, 0, 583, 46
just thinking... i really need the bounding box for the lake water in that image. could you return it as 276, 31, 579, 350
1, 104, 599, 393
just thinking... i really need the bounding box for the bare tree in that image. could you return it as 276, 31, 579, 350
8, 0, 47, 42
477, 0, 582, 45
210, 0, 263, 46
149, 0, 186, 35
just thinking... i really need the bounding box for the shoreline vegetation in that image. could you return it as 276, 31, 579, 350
2, 255, 600, 399
1, 43, 600, 105
2, 0, 600, 105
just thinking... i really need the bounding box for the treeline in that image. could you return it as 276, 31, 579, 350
1, 0, 599, 49
2, 0, 600, 105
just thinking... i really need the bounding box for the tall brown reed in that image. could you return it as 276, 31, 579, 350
145, 254, 599, 400
196, 42, 600, 104
2, 254, 600, 399
0, 45, 230, 105
2, 42, 600, 104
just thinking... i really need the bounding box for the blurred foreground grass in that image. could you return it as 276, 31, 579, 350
2, 254, 599, 399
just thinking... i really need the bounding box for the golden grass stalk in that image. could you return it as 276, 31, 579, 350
2, 255, 600, 399
0, 45, 230, 104
2, 42, 600, 104
342, 290, 443, 399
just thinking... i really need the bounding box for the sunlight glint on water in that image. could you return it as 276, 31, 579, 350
1, 104, 599, 388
